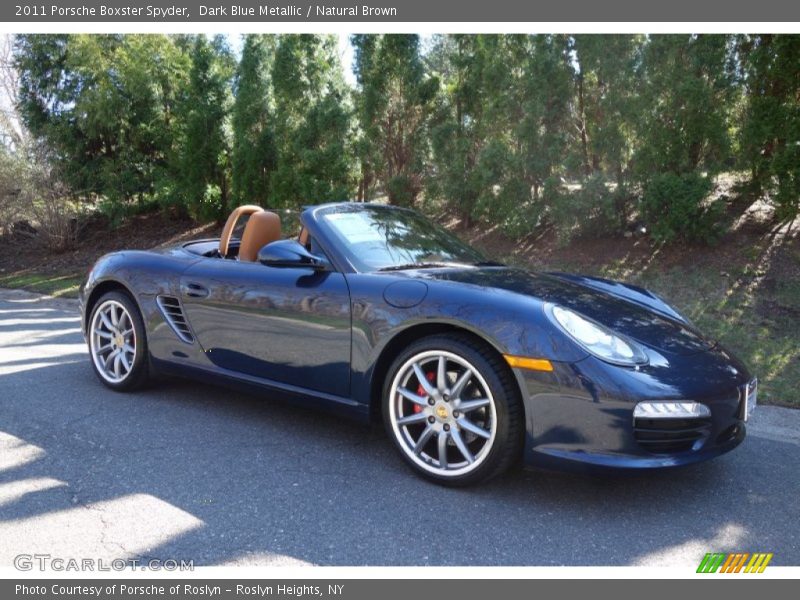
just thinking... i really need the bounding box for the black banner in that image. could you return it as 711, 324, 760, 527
6, 579, 800, 600
5, 0, 800, 23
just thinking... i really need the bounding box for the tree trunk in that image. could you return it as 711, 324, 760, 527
615, 164, 627, 230
577, 71, 592, 177
219, 173, 229, 224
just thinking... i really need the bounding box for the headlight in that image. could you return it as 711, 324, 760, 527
547, 304, 648, 366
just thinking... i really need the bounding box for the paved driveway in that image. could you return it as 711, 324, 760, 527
1, 288, 798, 567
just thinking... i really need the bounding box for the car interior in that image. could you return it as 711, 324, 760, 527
183, 205, 313, 259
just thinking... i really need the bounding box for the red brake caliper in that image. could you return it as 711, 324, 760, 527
413, 371, 437, 413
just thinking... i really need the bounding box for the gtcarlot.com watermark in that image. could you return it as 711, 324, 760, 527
14, 553, 194, 572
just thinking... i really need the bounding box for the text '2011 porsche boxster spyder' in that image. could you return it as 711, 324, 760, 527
80, 202, 756, 485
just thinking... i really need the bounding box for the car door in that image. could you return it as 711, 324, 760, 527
178, 258, 351, 398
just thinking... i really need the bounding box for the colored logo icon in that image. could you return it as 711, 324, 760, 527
697, 552, 773, 573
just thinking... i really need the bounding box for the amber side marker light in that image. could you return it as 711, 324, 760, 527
504, 355, 554, 372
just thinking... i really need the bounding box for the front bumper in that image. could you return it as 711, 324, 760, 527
515, 346, 751, 472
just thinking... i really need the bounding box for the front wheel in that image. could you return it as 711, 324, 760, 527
88, 290, 150, 391
383, 334, 523, 486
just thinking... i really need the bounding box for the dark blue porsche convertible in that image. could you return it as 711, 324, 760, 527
80, 202, 756, 485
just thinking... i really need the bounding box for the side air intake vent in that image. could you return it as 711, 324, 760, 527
156, 295, 194, 344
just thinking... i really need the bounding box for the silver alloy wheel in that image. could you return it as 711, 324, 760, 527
89, 299, 136, 384
388, 350, 498, 477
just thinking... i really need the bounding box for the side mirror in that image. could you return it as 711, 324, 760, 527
258, 239, 329, 271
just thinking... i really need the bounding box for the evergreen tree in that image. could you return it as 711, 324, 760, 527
179, 35, 234, 221
570, 34, 641, 229
635, 35, 737, 242
15, 34, 190, 216
571, 35, 641, 181
427, 34, 488, 227
231, 34, 276, 207
352, 34, 438, 205
738, 34, 800, 221
14, 32, 796, 241
635, 35, 735, 177
515, 35, 574, 201
477, 35, 575, 234
270, 34, 354, 208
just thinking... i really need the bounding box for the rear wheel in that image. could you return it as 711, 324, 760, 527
383, 334, 523, 486
88, 291, 150, 391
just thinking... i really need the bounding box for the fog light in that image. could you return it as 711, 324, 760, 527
633, 401, 710, 419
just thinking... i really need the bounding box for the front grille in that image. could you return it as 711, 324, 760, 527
156, 295, 194, 344
634, 416, 712, 454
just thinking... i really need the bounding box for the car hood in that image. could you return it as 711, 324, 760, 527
417, 266, 714, 356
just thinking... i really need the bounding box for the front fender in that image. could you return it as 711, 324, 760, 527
346, 272, 588, 408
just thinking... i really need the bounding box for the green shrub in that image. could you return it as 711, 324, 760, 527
192, 184, 223, 222
386, 175, 415, 207
472, 180, 545, 238
548, 175, 626, 245
97, 194, 129, 228
542, 177, 573, 245
640, 173, 722, 243
773, 147, 800, 222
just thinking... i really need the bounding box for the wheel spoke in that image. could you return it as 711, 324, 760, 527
123, 343, 135, 354
451, 368, 473, 399
120, 352, 131, 372
118, 311, 129, 331
436, 355, 447, 393
413, 425, 435, 455
397, 387, 428, 406
458, 418, 491, 440
457, 398, 491, 413
103, 349, 118, 370
110, 305, 120, 327
437, 431, 449, 469
113, 353, 122, 378
413, 363, 436, 397
397, 413, 428, 427
94, 328, 113, 339
99, 311, 114, 331
97, 342, 114, 354
450, 428, 474, 464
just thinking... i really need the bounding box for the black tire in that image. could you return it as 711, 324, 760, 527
87, 290, 150, 392
382, 333, 524, 486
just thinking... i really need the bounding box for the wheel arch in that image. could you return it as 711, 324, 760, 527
83, 279, 139, 335
367, 322, 521, 423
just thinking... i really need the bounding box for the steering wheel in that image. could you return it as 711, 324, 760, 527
218, 205, 263, 258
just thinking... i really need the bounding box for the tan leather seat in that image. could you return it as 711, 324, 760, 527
219, 205, 261, 258
239, 210, 281, 261
218, 205, 281, 261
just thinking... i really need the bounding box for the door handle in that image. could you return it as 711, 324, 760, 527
181, 282, 209, 298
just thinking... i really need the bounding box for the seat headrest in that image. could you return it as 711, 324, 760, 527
239, 210, 282, 262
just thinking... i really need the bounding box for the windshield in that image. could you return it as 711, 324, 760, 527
317, 205, 486, 272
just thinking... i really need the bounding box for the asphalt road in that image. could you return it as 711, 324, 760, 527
1, 288, 798, 567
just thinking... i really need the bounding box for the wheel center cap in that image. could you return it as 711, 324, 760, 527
115, 333, 124, 347
435, 405, 449, 420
